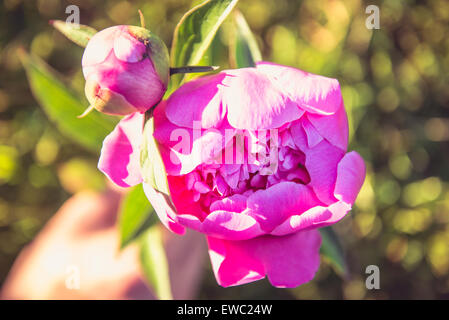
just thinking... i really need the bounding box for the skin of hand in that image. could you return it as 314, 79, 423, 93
0, 188, 206, 300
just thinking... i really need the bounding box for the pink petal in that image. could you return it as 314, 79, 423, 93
82, 26, 119, 71
302, 117, 323, 148
98, 112, 144, 187
155, 100, 236, 175
166, 175, 206, 219
142, 183, 185, 235
165, 74, 226, 129
163, 182, 264, 240
304, 139, 345, 205
307, 104, 349, 151
270, 201, 351, 236
153, 101, 196, 174
210, 194, 248, 213
113, 27, 147, 63
334, 151, 366, 204
113, 58, 164, 111
221, 68, 304, 130
246, 182, 321, 232
177, 210, 264, 241
289, 119, 309, 151
153, 100, 183, 146
271, 152, 365, 236
256, 61, 343, 115
207, 229, 321, 287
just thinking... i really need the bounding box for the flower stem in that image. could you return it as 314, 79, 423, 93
169, 66, 219, 75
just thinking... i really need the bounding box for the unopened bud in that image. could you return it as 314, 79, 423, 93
81, 25, 169, 116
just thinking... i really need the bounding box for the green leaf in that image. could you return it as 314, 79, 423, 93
19, 50, 117, 153
140, 226, 172, 300
50, 20, 97, 47
118, 184, 157, 249
320, 226, 348, 277
231, 10, 262, 68
140, 117, 170, 195
170, 0, 239, 86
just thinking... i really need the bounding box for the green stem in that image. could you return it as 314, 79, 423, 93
169, 65, 219, 75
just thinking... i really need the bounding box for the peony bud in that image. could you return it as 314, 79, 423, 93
81, 25, 169, 116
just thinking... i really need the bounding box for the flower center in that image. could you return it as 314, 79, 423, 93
182, 126, 311, 214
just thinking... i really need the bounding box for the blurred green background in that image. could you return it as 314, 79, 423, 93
1, 0, 449, 299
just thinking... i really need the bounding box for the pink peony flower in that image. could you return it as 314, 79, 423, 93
98, 61, 366, 288
82, 25, 169, 116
